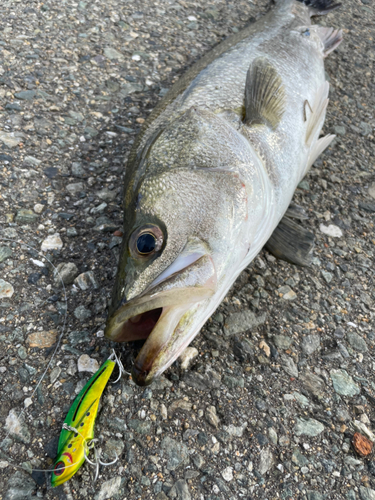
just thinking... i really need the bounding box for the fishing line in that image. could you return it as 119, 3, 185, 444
1, 237, 68, 444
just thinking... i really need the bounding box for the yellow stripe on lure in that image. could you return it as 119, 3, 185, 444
51, 358, 116, 487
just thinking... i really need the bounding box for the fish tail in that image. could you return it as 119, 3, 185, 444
295, 0, 341, 15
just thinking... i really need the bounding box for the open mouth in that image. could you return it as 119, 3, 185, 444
105, 254, 217, 385
117, 308, 163, 342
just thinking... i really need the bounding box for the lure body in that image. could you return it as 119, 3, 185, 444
51, 359, 115, 487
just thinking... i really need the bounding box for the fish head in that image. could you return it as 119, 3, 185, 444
105, 108, 268, 385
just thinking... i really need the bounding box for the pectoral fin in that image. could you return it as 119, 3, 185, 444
244, 57, 286, 130
265, 215, 314, 267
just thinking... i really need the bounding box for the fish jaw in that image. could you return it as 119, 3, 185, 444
105, 254, 217, 385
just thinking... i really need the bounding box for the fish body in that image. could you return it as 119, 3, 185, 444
105, 0, 342, 385
51, 359, 115, 487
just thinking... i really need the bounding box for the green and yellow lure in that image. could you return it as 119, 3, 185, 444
51, 358, 116, 487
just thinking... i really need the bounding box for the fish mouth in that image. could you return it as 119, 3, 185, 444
105, 254, 217, 386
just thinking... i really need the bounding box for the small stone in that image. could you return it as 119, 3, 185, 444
222, 374, 244, 389
280, 354, 298, 378
27, 330, 57, 348
330, 369, 360, 396
54, 262, 78, 286
353, 421, 375, 443
0, 246, 12, 263
369, 183, 375, 200
223, 422, 247, 438
301, 335, 320, 355
258, 447, 274, 475
78, 354, 99, 373
321, 270, 333, 283
50, 366, 61, 384
292, 448, 309, 467
277, 285, 297, 300
5, 409, 31, 444
0, 131, 23, 148
259, 340, 270, 357
161, 437, 189, 471
268, 427, 278, 445
223, 310, 266, 336
41, 234, 63, 252
168, 479, 191, 500
104, 47, 124, 60
96, 188, 117, 202
334, 125, 346, 136
306, 492, 324, 500
274, 335, 293, 349
179, 347, 198, 370
347, 332, 368, 352
0, 279, 14, 299
95, 476, 121, 500
221, 466, 233, 482
104, 438, 124, 459
74, 271, 99, 290
319, 224, 343, 237
66, 182, 84, 195
74, 305, 92, 320
359, 487, 375, 500
14, 90, 36, 100
294, 418, 325, 437
353, 432, 373, 457
4, 471, 36, 500
33, 203, 44, 214
24, 398, 32, 409
15, 209, 39, 224
24, 156, 42, 166
205, 406, 220, 428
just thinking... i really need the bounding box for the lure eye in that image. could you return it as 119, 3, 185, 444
129, 224, 164, 259
54, 461, 65, 476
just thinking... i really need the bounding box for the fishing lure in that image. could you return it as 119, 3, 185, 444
51, 355, 119, 487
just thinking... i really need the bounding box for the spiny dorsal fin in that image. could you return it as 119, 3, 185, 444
244, 57, 286, 130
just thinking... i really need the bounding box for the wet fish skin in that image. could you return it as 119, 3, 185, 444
105, 0, 343, 385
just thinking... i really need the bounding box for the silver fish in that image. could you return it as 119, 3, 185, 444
105, 0, 343, 385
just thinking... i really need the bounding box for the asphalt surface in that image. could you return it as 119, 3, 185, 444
0, 0, 374, 499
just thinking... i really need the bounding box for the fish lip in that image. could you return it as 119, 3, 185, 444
105, 254, 217, 385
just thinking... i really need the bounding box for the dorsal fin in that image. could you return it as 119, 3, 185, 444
244, 57, 286, 130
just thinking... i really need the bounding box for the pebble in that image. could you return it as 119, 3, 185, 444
330, 369, 360, 396
258, 447, 274, 475
223, 310, 266, 335
277, 285, 297, 300
353, 421, 375, 443
41, 233, 63, 252
5, 409, 31, 444
0, 279, 14, 299
50, 366, 61, 384
359, 487, 375, 500
319, 224, 343, 237
294, 418, 325, 437
33, 203, 44, 214
301, 334, 320, 355
74, 271, 99, 290
15, 209, 39, 224
26, 330, 57, 349
104, 47, 124, 60
74, 305, 92, 320
168, 479, 191, 500
95, 476, 121, 500
54, 262, 78, 285
347, 331, 368, 352
205, 405, 220, 428
280, 354, 298, 378
77, 354, 99, 373
3, 471, 36, 500
274, 335, 293, 349
179, 347, 198, 370
160, 437, 189, 471
221, 466, 233, 482
0, 246, 12, 263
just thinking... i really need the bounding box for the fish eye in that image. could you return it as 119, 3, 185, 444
54, 461, 65, 476
136, 233, 156, 254
130, 224, 164, 259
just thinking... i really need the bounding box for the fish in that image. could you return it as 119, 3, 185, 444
105, 0, 343, 386
51, 358, 115, 487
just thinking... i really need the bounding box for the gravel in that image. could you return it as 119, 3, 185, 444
0, 0, 374, 498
